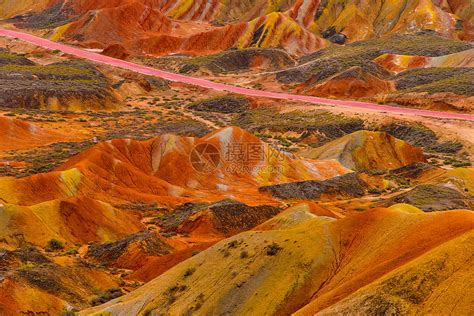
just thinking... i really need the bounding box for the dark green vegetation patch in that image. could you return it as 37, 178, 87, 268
381, 122, 463, 154
0, 49, 35, 66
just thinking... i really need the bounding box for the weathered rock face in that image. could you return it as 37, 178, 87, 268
300, 130, 427, 171
0, 0, 56, 19
0, 53, 120, 111
101, 44, 130, 60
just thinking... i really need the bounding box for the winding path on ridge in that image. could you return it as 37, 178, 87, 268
1, 28, 473, 122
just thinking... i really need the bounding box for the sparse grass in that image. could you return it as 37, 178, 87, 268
0, 63, 95, 78
395, 68, 474, 96
265, 242, 282, 256
0, 53, 26, 59
91, 288, 124, 306
188, 95, 250, 114
453, 161, 472, 167
46, 239, 64, 252
368, 188, 382, 195
183, 267, 196, 278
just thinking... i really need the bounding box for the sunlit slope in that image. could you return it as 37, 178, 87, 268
300, 130, 426, 171
301, 0, 458, 41
0, 127, 349, 207
81, 207, 474, 315
0, 197, 143, 249
0, 117, 68, 151
301, 228, 474, 315
375, 48, 474, 73
0, 0, 55, 18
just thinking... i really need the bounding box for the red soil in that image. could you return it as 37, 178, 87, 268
0, 117, 68, 151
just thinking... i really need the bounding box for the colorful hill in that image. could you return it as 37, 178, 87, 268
296, 66, 394, 98
1, 1, 473, 315
0, 0, 54, 19
0, 117, 67, 151
300, 130, 427, 171
6, 0, 473, 57
55, 9, 325, 56
0, 126, 349, 247
81, 207, 474, 315
0, 126, 347, 206
375, 48, 474, 74
0, 197, 144, 249
0, 250, 120, 315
